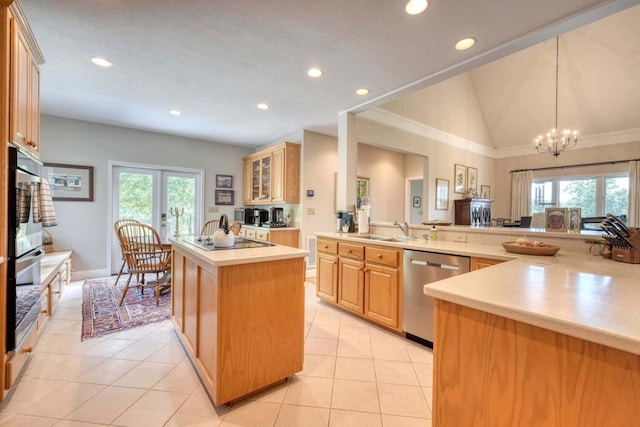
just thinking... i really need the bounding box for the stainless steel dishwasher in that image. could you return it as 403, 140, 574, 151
403, 250, 470, 347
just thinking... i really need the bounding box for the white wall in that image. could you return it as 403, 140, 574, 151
40, 115, 253, 277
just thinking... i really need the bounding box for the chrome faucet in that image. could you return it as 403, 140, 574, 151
393, 220, 410, 236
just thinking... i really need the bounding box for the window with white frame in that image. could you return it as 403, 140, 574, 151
531, 174, 629, 218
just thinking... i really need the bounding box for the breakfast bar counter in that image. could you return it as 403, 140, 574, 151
170, 238, 308, 405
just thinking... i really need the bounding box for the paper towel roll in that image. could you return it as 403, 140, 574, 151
357, 210, 369, 234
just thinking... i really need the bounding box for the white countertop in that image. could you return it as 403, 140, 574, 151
242, 225, 300, 231
316, 232, 640, 356
170, 237, 308, 267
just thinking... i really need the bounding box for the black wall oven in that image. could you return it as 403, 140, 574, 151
7, 145, 44, 352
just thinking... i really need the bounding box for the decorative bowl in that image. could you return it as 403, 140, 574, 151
501, 242, 561, 256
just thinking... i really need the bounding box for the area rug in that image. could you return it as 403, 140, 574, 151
81, 276, 171, 340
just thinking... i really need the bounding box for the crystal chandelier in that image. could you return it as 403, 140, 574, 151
535, 37, 578, 157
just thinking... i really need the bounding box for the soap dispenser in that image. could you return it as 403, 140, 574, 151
429, 225, 438, 241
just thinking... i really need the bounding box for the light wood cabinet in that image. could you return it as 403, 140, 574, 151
242, 226, 300, 248
316, 238, 402, 332
470, 256, 504, 271
316, 238, 338, 302
243, 142, 300, 205
8, 9, 42, 157
338, 243, 365, 313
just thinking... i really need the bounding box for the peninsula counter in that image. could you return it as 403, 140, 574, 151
170, 237, 308, 405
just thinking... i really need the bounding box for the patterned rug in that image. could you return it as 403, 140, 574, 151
81, 276, 171, 340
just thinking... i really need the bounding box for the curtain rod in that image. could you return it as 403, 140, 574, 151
510, 158, 640, 173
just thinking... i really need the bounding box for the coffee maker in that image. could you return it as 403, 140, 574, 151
270, 207, 284, 224
251, 209, 269, 226
336, 210, 354, 233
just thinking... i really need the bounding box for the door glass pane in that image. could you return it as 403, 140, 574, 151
118, 172, 153, 223
558, 178, 596, 217
531, 181, 553, 213
252, 159, 260, 201
605, 177, 629, 217
166, 176, 196, 237
261, 156, 271, 200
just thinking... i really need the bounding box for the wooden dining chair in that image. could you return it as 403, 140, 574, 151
113, 219, 141, 285
231, 221, 242, 236
117, 223, 171, 306
200, 219, 219, 236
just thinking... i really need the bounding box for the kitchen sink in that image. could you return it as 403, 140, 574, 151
353, 234, 415, 242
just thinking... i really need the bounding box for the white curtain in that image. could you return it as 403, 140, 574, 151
511, 170, 533, 221
628, 160, 640, 227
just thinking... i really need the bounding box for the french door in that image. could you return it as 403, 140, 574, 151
109, 162, 203, 274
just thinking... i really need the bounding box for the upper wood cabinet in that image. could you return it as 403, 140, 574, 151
6, 3, 44, 157
243, 142, 300, 205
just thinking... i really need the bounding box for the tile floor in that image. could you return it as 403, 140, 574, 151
0, 279, 433, 426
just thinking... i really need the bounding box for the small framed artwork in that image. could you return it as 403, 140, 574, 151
467, 167, 478, 194
545, 207, 569, 232
480, 185, 491, 199
357, 176, 370, 209
436, 178, 449, 210
454, 164, 466, 194
412, 196, 422, 208
43, 163, 94, 201
215, 189, 234, 205
216, 174, 233, 188
568, 207, 581, 233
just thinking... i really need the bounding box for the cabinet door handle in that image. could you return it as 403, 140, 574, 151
41, 309, 48, 314
22, 346, 33, 354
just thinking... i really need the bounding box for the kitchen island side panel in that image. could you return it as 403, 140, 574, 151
433, 299, 640, 427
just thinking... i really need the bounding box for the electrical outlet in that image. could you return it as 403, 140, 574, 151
454, 233, 467, 243
307, 208, 315, 215
208, 206, 219, 213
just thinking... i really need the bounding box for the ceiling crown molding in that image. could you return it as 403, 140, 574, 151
358, 108, 497, 158
9, 0, 45, 64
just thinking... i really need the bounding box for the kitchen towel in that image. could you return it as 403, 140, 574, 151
36, 178, 58, 227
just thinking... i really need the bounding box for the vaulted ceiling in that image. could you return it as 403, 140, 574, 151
19, 0, 639, 149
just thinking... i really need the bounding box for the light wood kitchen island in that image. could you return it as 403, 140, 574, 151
424, 253, 640, 426
170, 238, 308, 405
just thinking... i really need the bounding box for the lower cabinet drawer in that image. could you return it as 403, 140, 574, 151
365, 246, 400, 267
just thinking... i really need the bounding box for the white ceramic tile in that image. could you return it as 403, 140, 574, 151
337, 339, 373, 359
77, 337, 137, 358
26, 354, 106, 382
72, 358, 139, 385
374, 360, 420, 386
307, 324, 340, 340
112, 390, 190, 427
339, 325, 370, 341
111, 339, 166, 361
334, 357, 375, 382
329, 409, 383, 427
164, 393, 223, 426
369, 326, 405, 344
381, 414, 433, 427
0, 378, 67, 413
331, 379, 380, 413
51, 421, 105, 427
339, 313, 368, 328
283, 375, 333, 408
298, 354, 336, 378
422, 387, 433, 412
246, 380, 289, 404
64, 385, 146, 424
413, 363, 433, 387
144, 341, 186, 364
405, 342, 434, 364
19, 382, 104, 419
0, 413, 57, 426
111, 360, 175, 389
304, 337, 338, 356
275, 404, 330, 427
378, 384, 430, 418
152, 359, 201, 393
42, 319, 82, 336
220, 400, 281, 426
371, 341, 410, 362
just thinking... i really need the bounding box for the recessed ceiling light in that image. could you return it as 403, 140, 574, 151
307, 68, 323, 78
169, 110, 182, 116
257, 103, 269, 110
405, 0, 428, 15
355, 88, 370, 96
91, 57, 113, 67
455, 37, 476, 50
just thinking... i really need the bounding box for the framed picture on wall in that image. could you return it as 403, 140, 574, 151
467, 167, 478, 194
215, 189, 234, 205
43, 163, 94, 201
436, 178, 449, 210
454, 164, 466, 194
412, 196, 422, 208
216, 174, 233, 188
357, 176, 370, 209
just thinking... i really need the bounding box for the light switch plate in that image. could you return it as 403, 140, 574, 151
208, 206, 219, 213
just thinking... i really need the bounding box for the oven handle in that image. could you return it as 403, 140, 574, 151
17, 168, 41, 184
16, 248, 45, 272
